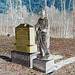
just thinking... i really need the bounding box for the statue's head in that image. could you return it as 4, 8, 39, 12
39, 10, 45, 19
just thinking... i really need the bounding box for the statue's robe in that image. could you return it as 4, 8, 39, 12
35, 17, 50, 57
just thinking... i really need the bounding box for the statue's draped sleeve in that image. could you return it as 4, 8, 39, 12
35, 18, 40, 31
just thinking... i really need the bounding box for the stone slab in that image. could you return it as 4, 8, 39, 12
11, 50, 40, 68
33, 58, 55, 74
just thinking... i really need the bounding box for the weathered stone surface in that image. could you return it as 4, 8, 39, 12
11, 50, 38, 68
33, 58, 55, 74
15, 24, 35, 45
14, 43, 37, 53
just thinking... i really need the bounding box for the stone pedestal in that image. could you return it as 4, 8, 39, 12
11, 50, 40, 68
33, 58, 55, 74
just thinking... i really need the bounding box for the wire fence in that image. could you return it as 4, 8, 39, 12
0, 0, 74, 38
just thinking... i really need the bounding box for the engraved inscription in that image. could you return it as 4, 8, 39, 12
16, 45, 27, 51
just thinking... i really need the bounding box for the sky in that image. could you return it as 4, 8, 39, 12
0, 0, 73, 14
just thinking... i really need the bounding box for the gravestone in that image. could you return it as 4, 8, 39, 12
11, 23, 39, 68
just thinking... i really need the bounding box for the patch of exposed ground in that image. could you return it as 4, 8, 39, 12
0, 36, 75, 75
